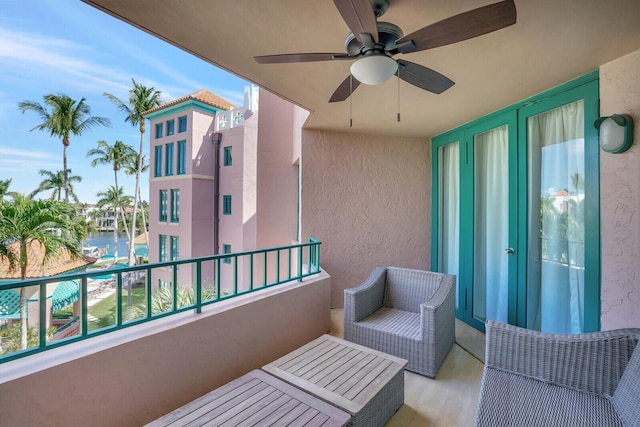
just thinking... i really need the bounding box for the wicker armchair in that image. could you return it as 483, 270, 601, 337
475, 320, 640, 427
343, 266, 456, 378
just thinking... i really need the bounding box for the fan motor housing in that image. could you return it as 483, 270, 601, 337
371, 0, 390, 17
344, 22, 404, 55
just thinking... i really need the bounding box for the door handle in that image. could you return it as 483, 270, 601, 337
504, 248, 515, 254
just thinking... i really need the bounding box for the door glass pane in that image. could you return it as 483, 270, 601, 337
473, 125, 509, 323
527, 100, 585, 333
438, 143, 459, 307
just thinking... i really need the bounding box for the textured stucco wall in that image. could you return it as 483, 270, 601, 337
301, 129, 431, 307
600, 49, 640, 330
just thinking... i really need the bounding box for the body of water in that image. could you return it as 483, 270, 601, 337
84, 232, 129, 257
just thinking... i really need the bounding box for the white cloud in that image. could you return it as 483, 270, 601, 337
213, 88, 246, 107
0, 146, 52, 159
0, 26, 131, 95
0, 22, 248, 110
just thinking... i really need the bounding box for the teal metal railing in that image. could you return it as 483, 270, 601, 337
0, 238, 321, 363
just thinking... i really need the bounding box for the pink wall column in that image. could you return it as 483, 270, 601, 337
599, 49, 640, 330
257, 89, 301, 249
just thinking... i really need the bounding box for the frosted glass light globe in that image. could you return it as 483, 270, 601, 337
350, 55, 398, 85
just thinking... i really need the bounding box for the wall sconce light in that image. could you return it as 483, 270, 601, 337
594, 114, 634, 154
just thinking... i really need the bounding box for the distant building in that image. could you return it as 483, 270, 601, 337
76, 204, 119, 232
551, 189, 571, 213
145, 86, 308, 291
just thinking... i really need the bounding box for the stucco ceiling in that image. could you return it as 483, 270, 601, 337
83, 0, 640, 138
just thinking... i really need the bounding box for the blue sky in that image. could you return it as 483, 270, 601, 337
0, 0, 249, 203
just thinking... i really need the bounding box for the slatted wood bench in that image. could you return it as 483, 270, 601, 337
145, 369, 350, 426
263, 335, 407, 427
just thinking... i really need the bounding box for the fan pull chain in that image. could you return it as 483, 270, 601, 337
349, 74, 353, 128
397, 67, 401, 123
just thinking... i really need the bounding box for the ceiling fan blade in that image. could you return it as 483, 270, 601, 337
397, 60, 454, 94
396, 0, 516, 52
254, 53, 348, 64
329, 75, 362, 103
333, 0, 379, 43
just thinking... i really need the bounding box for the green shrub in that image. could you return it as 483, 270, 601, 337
0, 325, 56, 355
124, 285, 227, 320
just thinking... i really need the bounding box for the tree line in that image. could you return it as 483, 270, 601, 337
0, 79, 162, 351
5, 78, 161, 263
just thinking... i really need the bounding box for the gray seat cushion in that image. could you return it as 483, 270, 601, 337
475, 368, 624, 427
358, 307, 421, 340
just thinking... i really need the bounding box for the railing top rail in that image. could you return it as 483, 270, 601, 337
0, 239, 322, 291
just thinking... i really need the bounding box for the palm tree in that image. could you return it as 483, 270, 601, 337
0, 194, 83, 349
117, 194, 134, 245
123, 153, 150, 245
31, 169, 82, 202
87, 140, 136, 255
95, 186, 126, 262
570, 172, 584, 195
18, 94, 111, 203
75, 214, 97, 241
104, 79, 162, 266
0, 179, 12, 199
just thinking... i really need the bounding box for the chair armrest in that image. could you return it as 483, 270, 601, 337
344, 266, 386, 322
420, 273, 455, 339
485, 320, 640, 396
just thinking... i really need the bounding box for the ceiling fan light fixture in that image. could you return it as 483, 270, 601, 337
350, 55, 398, 85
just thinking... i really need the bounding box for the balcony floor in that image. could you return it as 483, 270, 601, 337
329, 309, 485, 427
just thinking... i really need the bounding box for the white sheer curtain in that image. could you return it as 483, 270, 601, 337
439, 143, 460, 306
527, 100, 585, 333
473, 125, 509, 323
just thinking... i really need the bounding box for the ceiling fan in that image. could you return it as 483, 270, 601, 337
255, 0, 517, 103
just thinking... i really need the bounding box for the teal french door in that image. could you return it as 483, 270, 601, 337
433, 113, 517, 331
517, 80, 600, 333
432, 74, 600, 333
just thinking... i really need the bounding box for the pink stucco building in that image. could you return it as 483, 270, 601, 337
146, 86, 308, 291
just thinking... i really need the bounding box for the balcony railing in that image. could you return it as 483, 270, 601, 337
0, 238, 321, 363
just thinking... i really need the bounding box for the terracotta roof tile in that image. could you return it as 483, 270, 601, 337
0, 241, 95, 279
553, 189, 571, 197
143, 89, 235, 115
133, 233, 147, 245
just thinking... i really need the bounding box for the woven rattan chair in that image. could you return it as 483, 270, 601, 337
344, 266, 456, 378
475, 320, 640, 427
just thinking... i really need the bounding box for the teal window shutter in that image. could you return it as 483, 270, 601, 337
224, 146, 232, 166
165, 143, 174, 176
159, 235, 167, 262
223, 244, 232, 264
154, 146, 162, 177
223, 195, 232, 215
170, 236, 179, 261
177, 140, 186, 174
171, 189, 180, 223
159, 190, 168, 221
178, 116, 187, 133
